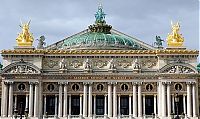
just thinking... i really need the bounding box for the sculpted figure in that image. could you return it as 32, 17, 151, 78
37, 36, 46, 49
84, 59, 91, 69
108, 59, 116, 69
59, 58, 67, 69
132, 58, 141, 69
16, 20, 34, 46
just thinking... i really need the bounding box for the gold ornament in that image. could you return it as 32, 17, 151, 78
16, 20, 34, 46
166, 21, 184, 47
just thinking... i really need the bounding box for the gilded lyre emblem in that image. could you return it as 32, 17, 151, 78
16, 20, 34, 46
166, 21, 184, 47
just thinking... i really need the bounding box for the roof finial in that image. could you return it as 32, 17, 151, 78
95, 0, 106, 24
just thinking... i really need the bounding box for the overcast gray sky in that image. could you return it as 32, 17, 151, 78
0, 0, 199, 51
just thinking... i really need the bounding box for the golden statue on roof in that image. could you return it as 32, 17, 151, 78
16, 20, 34, 47
166, 21, 184, 47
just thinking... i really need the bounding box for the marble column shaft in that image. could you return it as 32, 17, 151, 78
34, 83, 39, 117
192, 83, 196, 117
88, 84, 92, 117
167, 83, 171, 117
58, 83, 63, 117
8, 82, 13, 117
29, 82, 34, 117
63, 84, 68, 117
132, 83, 137, 117
108, 84, 112, 117
83, 84, 88, 117
187, 83, 192, 117
138, 84, 142, 117
113, 84, 117, 117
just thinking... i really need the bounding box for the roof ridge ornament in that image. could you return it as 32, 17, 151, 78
95, 3, 106, 24
88, 4, 112, 34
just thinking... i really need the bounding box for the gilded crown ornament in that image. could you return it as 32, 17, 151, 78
166, 21, 184, 47
16, 20, 34, 47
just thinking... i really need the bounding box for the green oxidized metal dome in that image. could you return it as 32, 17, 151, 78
62, 5, 144, 50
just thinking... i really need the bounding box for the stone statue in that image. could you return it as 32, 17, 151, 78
16, 20, 34, 47
83, 58, 91, 70
108, 59, 116, 70
132, 58, 141, 69
95, 4, 106, 23
154, 36, 164, 47
166, 21, 184, 47
37, 36, 46, 49
59, 58, 67, 69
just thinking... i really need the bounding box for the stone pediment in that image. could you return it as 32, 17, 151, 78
159, 63, 198, 74
1, 60, 41, 74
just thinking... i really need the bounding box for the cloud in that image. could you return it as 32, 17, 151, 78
0, 0, 198, 51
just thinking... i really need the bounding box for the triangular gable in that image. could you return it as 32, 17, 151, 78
45, 28, 156, 50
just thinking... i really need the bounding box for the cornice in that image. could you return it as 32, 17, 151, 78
1, 49, 199, 56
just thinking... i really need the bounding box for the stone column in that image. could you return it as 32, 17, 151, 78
138, 83, 142, 117
154, 95, 157, 115
113, 83, 117, 117
157, 82, 161, 117
83, 83, 88, 117
1, 81, 4, 117
29, 82, 34, 117
167, 82, 171, 117
129, 95, 132, 117
104, 95, 107, 116
25, 94, 29, 110
183, 94, 186, 115
108, 83, 112, 117
34, 82, 39, 117
80, 94, 83, 116
118, 95, 121, 116
192, 83, 197, 117
43, 95, 47, 116
161, 82, 166, 117
58, 83, 63, 117
8, 82, 13, 117
93, 95, 96, 116
55, 95, 58, 117
63, 83, 68, 117
88, 83, 92, 117
172, 94, 175, 114
132, 83, 137, 117
2, 82, 8, 117
143, 94, 145, 116
14, 95, 17, 109
69, 94, 71, 116
186, 82, 192, 117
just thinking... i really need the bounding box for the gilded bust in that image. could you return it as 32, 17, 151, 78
16, 21, 34, 46
166, 21, 184, 47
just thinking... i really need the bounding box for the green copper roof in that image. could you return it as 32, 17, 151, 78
62, 32, 143, 49
197, 63, 200, 71
62, 5, 146, 50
